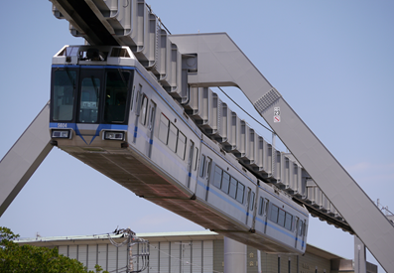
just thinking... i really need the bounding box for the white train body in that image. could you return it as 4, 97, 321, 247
49, 45, 309, 254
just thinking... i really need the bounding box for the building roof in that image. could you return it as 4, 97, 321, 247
16, 230, 343, 260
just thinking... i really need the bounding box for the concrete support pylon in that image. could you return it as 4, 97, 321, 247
224, 237, 246, 273
354, 235, 366, 273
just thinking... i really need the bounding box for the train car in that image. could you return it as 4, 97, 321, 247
49, 45, 309, 254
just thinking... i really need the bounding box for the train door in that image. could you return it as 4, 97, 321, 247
295, 217, 305, 250
196, 154, 212, 200
263, 199, 270, 234
133, 89, 152, 156
146, 100, 156, 158
294, 217, 300, 248
132, 85, 142, 144
245, 188, 255, 228
203, 157, 212, 201
186, 140, 195, 188
300, 220, 306, 250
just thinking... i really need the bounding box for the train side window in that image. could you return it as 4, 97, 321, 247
236, 182, 245, 204
221, 172, 230, 194
229, 177, 237, 199
176, 131, 187, 160
213, 166, 222, 189
194, 147, 199, 171
135, 85, 141, 114
205, 157, 212, 178
168, 123, 178, 152
130, 86, 135, 110
278, 209, 286, 227
159, 114, 169, 144
285, 212, 293, 230
270, 204, 279, 223
265, 199, 270, 215
258, 197, 264, 215
148, 104, 155, 128
199, 154, 206, 178
249, 191, 255, 211
140, 95, 148, 125
299, 220, 304, 236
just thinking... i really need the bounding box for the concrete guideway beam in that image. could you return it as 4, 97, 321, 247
0, 103, 53, 216
169, 33, 394, 272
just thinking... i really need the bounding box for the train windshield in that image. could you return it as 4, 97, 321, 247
52, 69, 76, 121
103, 70, 131, 123
79, 74, 101, 123
50, 67, 134, 125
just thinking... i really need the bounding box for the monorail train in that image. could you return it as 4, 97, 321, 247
49, 45, 309, 254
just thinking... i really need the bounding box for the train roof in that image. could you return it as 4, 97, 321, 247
52, 45, 137, 67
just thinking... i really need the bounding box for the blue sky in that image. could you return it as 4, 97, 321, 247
0, 0, 393, 271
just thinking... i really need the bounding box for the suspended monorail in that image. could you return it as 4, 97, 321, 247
49, 45, 309, 254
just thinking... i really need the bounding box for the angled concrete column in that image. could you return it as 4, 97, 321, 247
224, 237, 246, 273
0, 103, 52, 216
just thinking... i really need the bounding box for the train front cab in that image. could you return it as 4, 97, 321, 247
49, 46, 136, 150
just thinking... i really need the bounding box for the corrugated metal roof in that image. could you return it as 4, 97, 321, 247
15, 230, 343, 260
16, 230, 221, 246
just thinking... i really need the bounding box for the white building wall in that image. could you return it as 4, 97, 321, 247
69, 245, 77, 260
192, 240, 203, 273
58, 245, 68, 257
53, 237, 213, 273
118, 245, 127, 271
107, 244, 118, 271
97, 244, 107, 271
148, 242, 159, 273
203, 240, 213, 272
159, 242, 170, 273
78, 245, 87, 265
182, 241, 192, 273
87, 244, 97, 271
171, 242, 181, 273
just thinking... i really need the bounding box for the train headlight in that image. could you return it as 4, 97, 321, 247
104, 131, 124, 141
51, 130, 71, 139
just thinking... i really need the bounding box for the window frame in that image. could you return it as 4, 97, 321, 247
278, 208, 286, 227
176, 130, 187, 159
221, 171, 230, 194
168, 122, 178, 152
140, 95, 149, 126
158, 113, 170, 144
249, 191, 255, 211
199, 155, 206, 178
78, 75, 101, 123
236, 182, 245, 204
51, 68, 77, 122
103, 70, 131, 124
285, 212, 293, 231
270, 204, 279, 223
213, 166, 223, 189
229, 177, 237, 199
258, 197, 264, 215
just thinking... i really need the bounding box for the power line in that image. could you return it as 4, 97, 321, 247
217, 86, 274, 133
